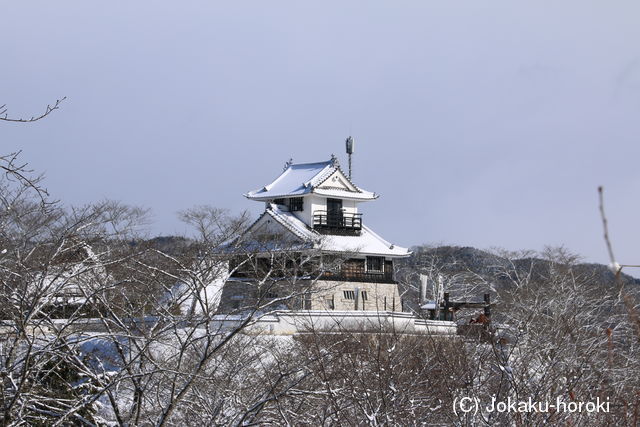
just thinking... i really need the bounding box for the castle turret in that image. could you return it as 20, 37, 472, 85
220, 153, 410, 312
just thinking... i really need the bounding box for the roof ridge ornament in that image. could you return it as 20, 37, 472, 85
330, 154, 339, 167
283, 158, 293, 171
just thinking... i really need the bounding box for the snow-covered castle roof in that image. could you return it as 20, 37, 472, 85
244, 158, 378, 201
240, 204, 410, 257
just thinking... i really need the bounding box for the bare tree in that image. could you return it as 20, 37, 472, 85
0, 154, 340, 425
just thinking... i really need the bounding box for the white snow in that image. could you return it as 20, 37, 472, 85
320, 225, 410, 257
608, 261, 621, 274
160, 265, 228, 315
246, 160, 334, 199
245, 159, 376, 200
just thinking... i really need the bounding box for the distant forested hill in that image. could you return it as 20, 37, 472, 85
397, 245, 640, 316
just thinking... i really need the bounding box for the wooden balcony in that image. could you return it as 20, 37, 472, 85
313, 210, 362, 235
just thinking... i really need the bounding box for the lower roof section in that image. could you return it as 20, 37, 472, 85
235, 204, 411, 258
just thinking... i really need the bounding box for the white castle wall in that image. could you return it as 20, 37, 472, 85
212, 311, 458, 336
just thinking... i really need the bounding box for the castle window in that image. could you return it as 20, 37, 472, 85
343, 290, 367, 300
273, 198, 286, 206
303, 293, 312, 309
289, 197, 303, 211
366, 256, 384, 273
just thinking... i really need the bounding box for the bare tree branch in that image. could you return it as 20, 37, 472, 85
0, 97, 66, 123
0, 151, 52, 208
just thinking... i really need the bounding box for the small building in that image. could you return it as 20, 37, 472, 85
218, 153, 412, 313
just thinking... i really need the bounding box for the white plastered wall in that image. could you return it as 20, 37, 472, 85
317, 170, 357, 192
310, 280, 401, 311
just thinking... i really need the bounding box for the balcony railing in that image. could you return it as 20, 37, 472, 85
313, 210, 362, 235
320, 271, 395, 284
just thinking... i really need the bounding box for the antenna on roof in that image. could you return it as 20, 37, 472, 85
345, 136, 355, 179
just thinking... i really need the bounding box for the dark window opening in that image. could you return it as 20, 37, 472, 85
257, 257, 271, 272
289, 197, 303, 211
303, 294, 312, 309
366, 256, 384, 273
343, 290, 367, 300
273, 198, 286, 206
327, 198, 343, 225
385, 260, 393, 273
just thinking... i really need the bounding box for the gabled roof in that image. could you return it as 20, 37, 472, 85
261, 205, 318, 242
230, 205, 317, 253
245, 158, 378, 201
235, 204, 410, 258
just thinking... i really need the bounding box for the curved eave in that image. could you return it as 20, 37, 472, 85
244, 189, 379, 201
319, 248, 412, 258
312, 188, 378, 201
244, 191, 309, 201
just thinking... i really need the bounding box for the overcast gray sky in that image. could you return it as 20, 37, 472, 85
3, 1, 640, 268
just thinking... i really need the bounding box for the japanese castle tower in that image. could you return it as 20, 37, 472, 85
218, 142, 410, 313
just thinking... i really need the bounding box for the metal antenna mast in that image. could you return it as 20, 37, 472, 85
345, 136, 354, 179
